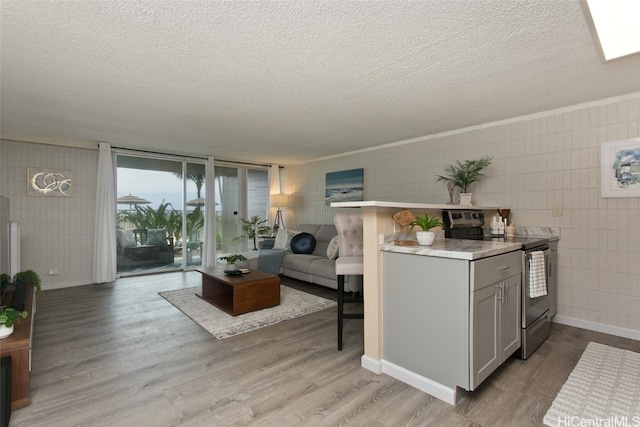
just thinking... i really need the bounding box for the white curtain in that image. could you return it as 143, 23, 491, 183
201, 156, 217, 268
93, 142, 117, 283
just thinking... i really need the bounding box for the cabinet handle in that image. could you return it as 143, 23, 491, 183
497, 283, 504, 303
496, 282, 508, 304
496, 266, 510, 271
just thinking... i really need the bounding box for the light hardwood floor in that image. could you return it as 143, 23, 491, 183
8, 271, 640, 426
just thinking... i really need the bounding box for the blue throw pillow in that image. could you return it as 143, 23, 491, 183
290, 232, 316, 254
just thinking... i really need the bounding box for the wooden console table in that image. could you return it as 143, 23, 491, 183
0, 284, 35, 410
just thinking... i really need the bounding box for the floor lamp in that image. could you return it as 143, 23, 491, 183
270, 194, 289, 232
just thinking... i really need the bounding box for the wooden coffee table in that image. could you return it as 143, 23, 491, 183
195, 267, 281, 316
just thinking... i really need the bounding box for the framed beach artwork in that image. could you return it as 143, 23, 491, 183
325, 168, 364, 205
27, 168, 73, 197
600, 138, 640, 198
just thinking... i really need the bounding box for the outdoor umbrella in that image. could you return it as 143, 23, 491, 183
117, 194, 151, 210
186, 197, 205, 207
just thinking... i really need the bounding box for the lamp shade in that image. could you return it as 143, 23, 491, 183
270, 193, 289, 208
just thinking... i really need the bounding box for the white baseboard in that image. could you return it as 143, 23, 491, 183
361, 357, 457, 405
43, 279, 92, 290
553, 315, 640, 341
361, 355, 383, 374
359, 316, 640, 409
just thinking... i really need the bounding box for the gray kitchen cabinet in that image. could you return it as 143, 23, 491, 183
469, 273, 521, 389
382, 253, 470, 390
547, 240, 558, 317
499, 276, 521, 361
382, 249, 521, 393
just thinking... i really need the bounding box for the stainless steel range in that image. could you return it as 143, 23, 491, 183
443, 209, 551, 359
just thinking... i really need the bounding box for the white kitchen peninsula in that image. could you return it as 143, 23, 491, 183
331, 201, 523, 404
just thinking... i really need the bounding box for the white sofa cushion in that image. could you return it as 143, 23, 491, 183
326, 235, 339, 259
273, 228, 300, 251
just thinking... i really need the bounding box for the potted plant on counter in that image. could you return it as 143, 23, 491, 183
436, 155, 493, 205
409, 213, 444, 246
0, 305, 28, 339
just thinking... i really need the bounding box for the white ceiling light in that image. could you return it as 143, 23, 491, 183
585, 0, 640, 60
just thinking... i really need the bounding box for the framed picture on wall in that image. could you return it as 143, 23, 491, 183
27, 168, 73, 197
325, 168, 363, 205
600, 138, 640, 198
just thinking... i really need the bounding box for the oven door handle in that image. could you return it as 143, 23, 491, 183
525, 248, 550, 259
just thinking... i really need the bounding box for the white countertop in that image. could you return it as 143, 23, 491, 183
381, 238, 522, 260
331, 200, 499, 210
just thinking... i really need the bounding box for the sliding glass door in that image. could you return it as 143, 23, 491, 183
215, 164, 269, 256
215, 165, 239, 255
115, 154, 206, 275
184, 162, 206, 267
115, 154, 269, 276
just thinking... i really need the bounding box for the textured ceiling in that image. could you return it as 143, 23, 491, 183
1, 1, 639, 165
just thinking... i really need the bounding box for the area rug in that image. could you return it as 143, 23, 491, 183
543, 342, 640, 427
159, 286, 336, 339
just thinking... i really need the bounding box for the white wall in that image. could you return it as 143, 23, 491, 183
0, 140, 98, 289
282, 94, 640, 335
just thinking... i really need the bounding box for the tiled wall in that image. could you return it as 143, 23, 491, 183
0, 140, 98, 288
1, 94, 638, 335
283, 94, 640, 336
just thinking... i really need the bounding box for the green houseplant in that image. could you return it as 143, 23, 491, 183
1, 270, 42, 295
218, 254, 248, 269
117, 200, 174, 231
0, 306, 28, 328
0, 273, 10, 291
409, 213, 444, 246
436, 155, 493, 205
233, 216, 272, 250
0, 270, 40, 339
409, 213, 444, 232
0, 270, 41, 339
12, 270, 42, 294
0, 306, 28, 339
